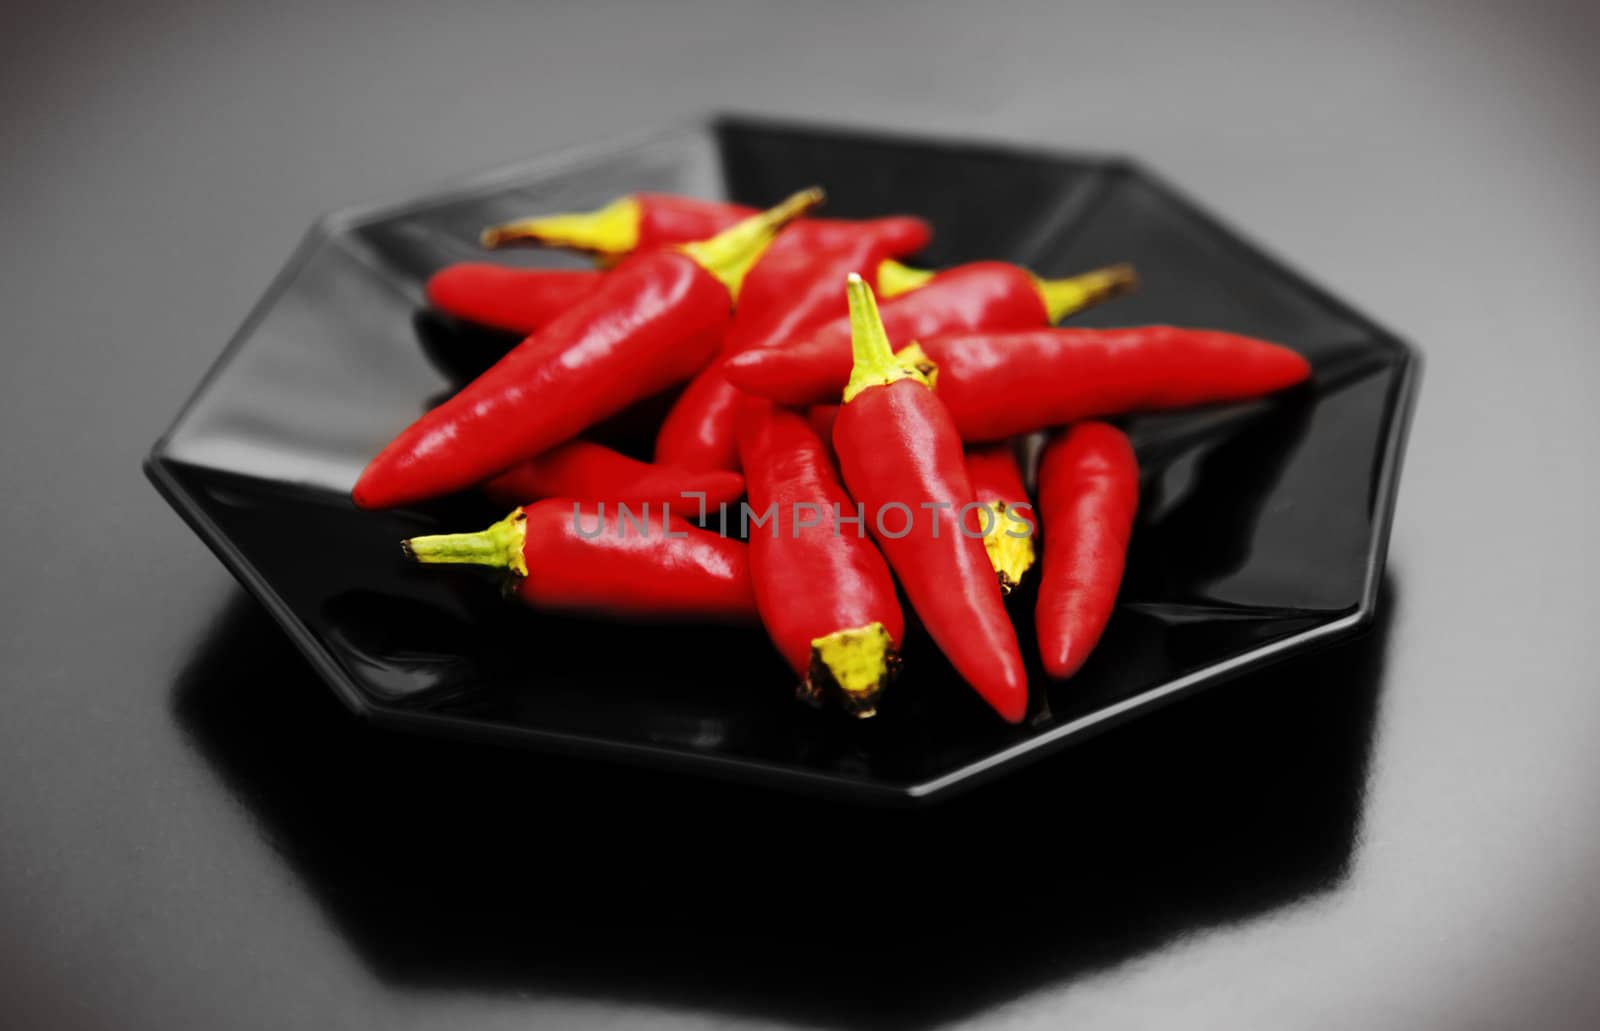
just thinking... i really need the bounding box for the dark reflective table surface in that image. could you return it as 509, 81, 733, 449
5, 2, 1599, 1027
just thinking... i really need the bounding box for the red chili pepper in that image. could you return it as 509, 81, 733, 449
736, 403, 904, 716
483, 440, 745, 511
831, 274, 1028, 723
403, 501, 757, 622
425, 264, 602, 335
902, 326, 1312, 441
654, 216, 933, 472
806, 404, 840, 463
963, 444, 1037, 594
1035, 423, 1139, 678
353, 188, 822, 510
426, 211, 932, 339
723, 262, 1137, 407
480, 193, 756, 257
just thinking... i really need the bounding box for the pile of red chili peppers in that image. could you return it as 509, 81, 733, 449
369, 187, 1313, 724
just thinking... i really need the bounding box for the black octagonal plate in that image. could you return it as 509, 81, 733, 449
147, 115, 1419, 804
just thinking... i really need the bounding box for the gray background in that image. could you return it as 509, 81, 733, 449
3, 1, 1598, 1028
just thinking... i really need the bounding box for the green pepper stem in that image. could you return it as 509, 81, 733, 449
875, 259, 936, 298
808, 621, 899, 718
979, 500, 1036, 594
1034, 262, 1139, 322
402, 507, 529, 577
679, 187, 824, 298
843, 273, 927, 403
479, 195, 642, 253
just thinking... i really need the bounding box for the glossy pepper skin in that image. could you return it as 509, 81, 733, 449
806, 404, 841, 464
427, 208, 924, 340
654, 216, 932, 473
480, 194, 755, 256
723, 262, 1136, 407
353, 189, 822, 510
908, 327, 1313, 442
403, 501, 757, 622
1035, 423, 1139, 678
964, 444, 1037, 593
736, 403, 904, 715
483, 440, 745, 512
832, 274, 1028, 723
425, 264, 602, 335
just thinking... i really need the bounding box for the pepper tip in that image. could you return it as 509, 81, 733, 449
351, 474, 387, 511
1043, 643, 1088, 682
999, 694, 1029, 724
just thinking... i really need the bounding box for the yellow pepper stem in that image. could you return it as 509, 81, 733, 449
479, 195, 643, 254
679, 187, 824, 299
842, 274, 930, 403
892, 341, 938, 388
806, 622, 899, 718
980, 501, 1036, 594
1033, 262, 1139, 323
875, 259, 936, 299
402, 507, 529, 577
